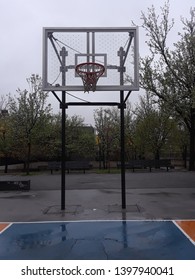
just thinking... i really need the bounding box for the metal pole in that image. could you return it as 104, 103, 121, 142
61, 91, 66, 210
120, 90, 126, 209
118, 46, 126, 209
61, 47, 67, 210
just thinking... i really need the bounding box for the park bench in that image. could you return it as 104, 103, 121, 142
48, 161, 61, 174
48, 161, 91, 174
117, 159, 173, 172
0, 180, 30, 191
65, 161, 91, 173
147, 159, 173, 172
117, 160, 148, 172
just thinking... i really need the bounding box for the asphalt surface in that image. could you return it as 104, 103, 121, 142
0, 170, 195, 222
1, 221, 195, 260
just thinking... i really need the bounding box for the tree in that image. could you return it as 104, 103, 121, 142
134, 93, 175, 160
74, 126, 96, 160
0, 109, 14, 173
65, 115, 95, 160
8, 74, 52, 174
94, 107, 120, 168
140, 1, 195, 169
41, 113, 62, 160
94, 104, 135, 168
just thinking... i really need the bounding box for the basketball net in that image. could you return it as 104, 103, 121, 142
75, 62, 105, 92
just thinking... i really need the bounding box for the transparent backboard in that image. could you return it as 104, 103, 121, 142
42, 27, 139, 92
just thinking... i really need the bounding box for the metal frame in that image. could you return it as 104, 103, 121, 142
75, 54, 107, 77
52, 90, 130, 210
42, 27, 139, 92
43, 27, 139, 211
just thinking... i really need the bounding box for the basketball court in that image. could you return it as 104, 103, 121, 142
0, 221, 195, 260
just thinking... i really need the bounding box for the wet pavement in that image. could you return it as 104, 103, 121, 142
0, 171, 195, 260
0, 171, 195, 222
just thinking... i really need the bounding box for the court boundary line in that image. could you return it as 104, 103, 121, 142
0, 219, 175, 224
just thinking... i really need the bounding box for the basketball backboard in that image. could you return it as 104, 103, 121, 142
42, 27, 139, 92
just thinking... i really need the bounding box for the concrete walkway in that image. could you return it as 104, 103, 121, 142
0, 170, 195, 222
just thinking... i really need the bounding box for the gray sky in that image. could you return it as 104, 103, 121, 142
0, 0, 194, 125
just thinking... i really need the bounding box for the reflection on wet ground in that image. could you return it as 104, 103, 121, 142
0, 221, 195, 260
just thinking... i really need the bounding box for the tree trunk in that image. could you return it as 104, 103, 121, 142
4, 155, 8, 173
26, 142, 31, 175
155, 150, 160, 160
189, 109, 195, 171
182, 145, 187, 169
189, 129, 195, 170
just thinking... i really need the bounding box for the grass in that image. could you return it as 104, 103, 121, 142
0, 168, 122, 176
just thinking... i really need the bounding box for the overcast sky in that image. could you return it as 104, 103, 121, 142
0, 0, 194, 125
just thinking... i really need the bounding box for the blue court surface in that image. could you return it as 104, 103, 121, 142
0, 221, 195, 260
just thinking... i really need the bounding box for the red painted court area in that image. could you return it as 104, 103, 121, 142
176, 221, 195, 242
0, 223, 10, 233
0, 220, 195, 260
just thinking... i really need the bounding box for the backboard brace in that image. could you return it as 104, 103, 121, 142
42, 27, 139, 92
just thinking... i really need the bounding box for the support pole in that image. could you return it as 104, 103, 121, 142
61, 91, 66, 210
60, 47, 67, 210
118, 46, 126, 210
120, 90, 126, 209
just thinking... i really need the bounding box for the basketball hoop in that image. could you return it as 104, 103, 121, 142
75, 62, 105, 92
